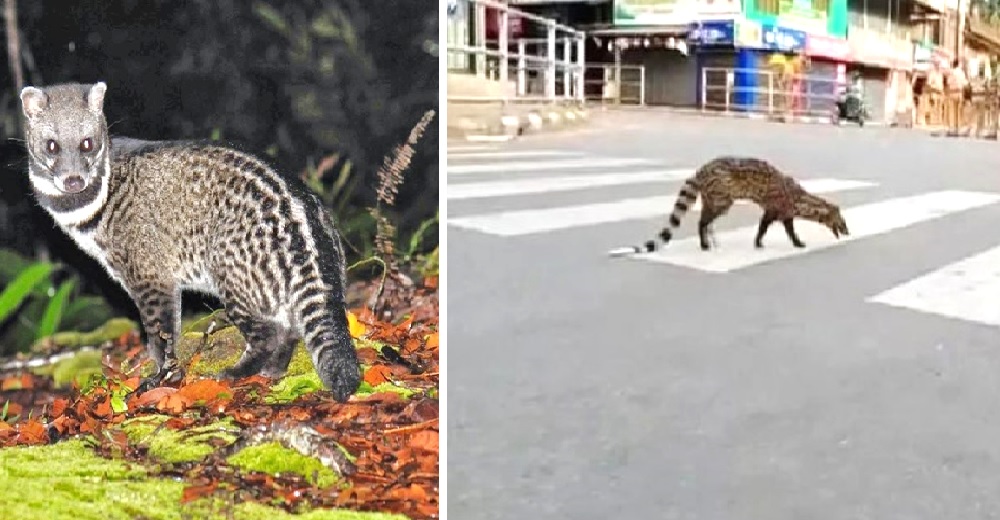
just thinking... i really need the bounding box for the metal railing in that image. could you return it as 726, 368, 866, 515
583, 63, 646, 105
700, 66, 844, 118
446, 0, 586, 104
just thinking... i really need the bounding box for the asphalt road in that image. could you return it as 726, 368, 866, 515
446, 110, 1000, 520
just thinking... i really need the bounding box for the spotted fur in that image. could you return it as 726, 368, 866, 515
609, 156, 850, 256
20, 82, 361, 402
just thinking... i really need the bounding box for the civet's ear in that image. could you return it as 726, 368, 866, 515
87, 81, 108, 113
19, 86, 49, 119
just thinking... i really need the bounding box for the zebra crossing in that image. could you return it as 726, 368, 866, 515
447, 143, 1000, 330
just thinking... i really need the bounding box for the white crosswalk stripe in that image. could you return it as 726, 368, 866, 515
450, 178, 877, 236
631, 190, 1000, 273
448, 157, 654, 175
448, 145, 1000, 327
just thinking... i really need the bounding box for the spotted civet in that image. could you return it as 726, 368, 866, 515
608, 156, 850, 256
19, 81, 361, 401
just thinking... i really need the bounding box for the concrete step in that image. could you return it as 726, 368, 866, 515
448, 101, 590, 140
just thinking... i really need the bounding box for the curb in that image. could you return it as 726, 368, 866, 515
590, 104, 890, 127
454, 106, 590, 141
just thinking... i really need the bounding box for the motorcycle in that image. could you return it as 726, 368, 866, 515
832, 89, 869, 127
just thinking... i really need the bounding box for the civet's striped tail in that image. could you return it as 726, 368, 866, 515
607, 177, 700, 257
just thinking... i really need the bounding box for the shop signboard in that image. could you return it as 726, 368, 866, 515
805, 33, 850, 61
688, 19, 736, 45
760, 23, 806, 53
775, 0, 829, 35
614, 0, 741, 26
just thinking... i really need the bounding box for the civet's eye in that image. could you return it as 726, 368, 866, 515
80, 138, 93, 152
46, 140, 59, 154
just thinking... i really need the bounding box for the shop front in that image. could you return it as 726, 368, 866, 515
691, 18, 808, 112
804, 33, 851, 112
589, 0, 742, 107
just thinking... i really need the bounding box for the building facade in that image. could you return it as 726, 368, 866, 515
509, 0, 970, 122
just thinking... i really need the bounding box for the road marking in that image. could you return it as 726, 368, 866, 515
448, 157, 653, 175
447, 169, 697, 200
866, 244, 1000, 327
629, 190, 1000, 273
448, 178, 876, 236
447, 150, 582, 160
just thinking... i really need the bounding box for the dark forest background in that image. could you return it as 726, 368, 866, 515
0, 0, 439, 352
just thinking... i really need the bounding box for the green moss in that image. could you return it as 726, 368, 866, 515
176, 325, 245, 377
181, 309, 228, 335
356, 380, 418, 400
227, 441, 341, 488
284, 340, 316, 376
0, 440, 407, 520
121, 415, 239, 464
266, 372, 325, 404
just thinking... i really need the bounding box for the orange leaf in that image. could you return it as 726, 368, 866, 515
123, 376, 142, 391
176, 379, 233, 405
390, 483, 429, 501
158, 392, 192, 414
395, 315, 415, 334
135, 387, 179, 407
4, 402, 23, 418
409, 430, 439, 454
347, 311, 367, 339
402, 337, 422, 354
50, 398, 69, 418
92, 397, 113, 419
363, 365, 393, 386
0, 421, 12, 433
423, 276, 438, 290
49, 415, 79, 436
424, 333, 439, 350
1, 373, 33, 391
16, 420, 48, 445
181, 481, 218, 503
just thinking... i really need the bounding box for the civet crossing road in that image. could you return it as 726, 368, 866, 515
448, 112, 1000, 520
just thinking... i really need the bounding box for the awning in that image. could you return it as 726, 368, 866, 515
966, 17, 1000, 55
582, 24, 690, 37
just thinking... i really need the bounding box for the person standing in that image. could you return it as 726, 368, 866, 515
945, 58, 969, 136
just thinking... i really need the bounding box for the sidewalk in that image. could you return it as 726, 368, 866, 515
448, 102, 590, 142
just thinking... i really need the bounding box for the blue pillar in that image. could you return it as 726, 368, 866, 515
734, 48, 755, 112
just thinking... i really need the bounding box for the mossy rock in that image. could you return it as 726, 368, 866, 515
0, 440, 407, 520
120, 415, 239, 464
227, 441, 342, 488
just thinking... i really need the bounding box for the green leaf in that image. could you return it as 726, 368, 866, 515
110, 393, 128, 414
0, 263, 54, 325
36, 279, 76, 341
253, 1, 290, 35
407, 213, 439, 257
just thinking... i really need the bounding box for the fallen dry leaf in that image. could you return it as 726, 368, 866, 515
363, 365, 394, 386
347, 310, 368, 338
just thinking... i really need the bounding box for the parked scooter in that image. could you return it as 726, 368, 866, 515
832, 73, 869, 127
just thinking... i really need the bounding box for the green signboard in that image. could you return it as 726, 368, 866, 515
744, 0, 846, 38
613, 0, 743, 26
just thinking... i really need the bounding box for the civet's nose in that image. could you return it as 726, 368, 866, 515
60, 175, 86, 194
